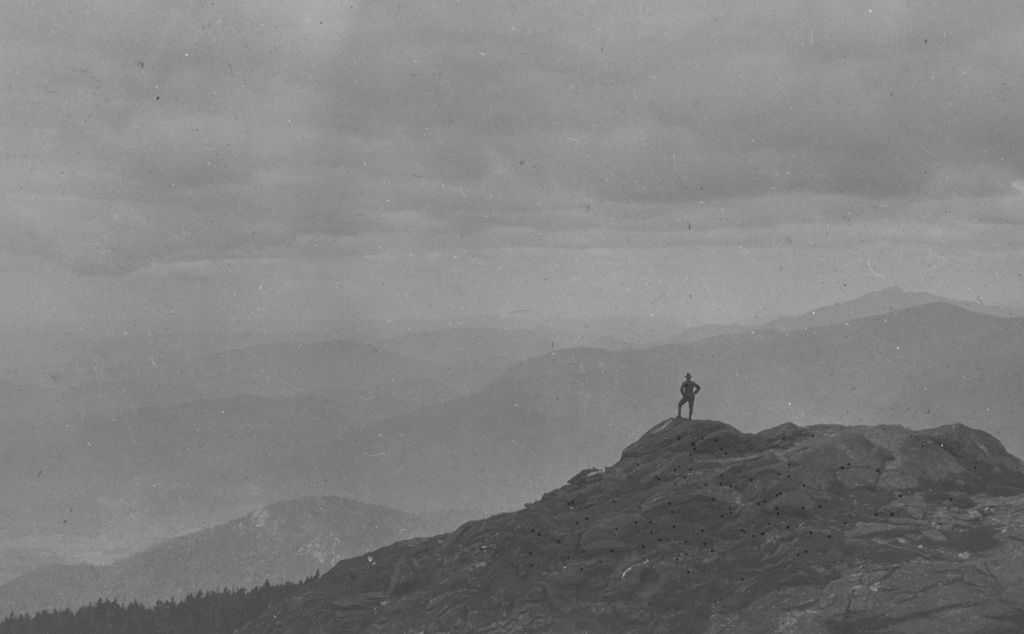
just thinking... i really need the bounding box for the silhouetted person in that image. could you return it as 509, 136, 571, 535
678, 372, 701, 420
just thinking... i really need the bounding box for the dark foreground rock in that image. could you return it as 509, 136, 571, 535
238, 419, 1024, 633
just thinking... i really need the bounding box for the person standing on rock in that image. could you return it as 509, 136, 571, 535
677, 372, 701, 420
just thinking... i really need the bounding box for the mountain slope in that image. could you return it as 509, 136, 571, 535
0, 497, 425, 616
239, 418, 1024, 634
10, 300, 1020, 579
42, 336, 473, 452
764, 286, 1020, 331
377, 327, 558, 365
285, 303, 1024, 515
659, 287, 1021, 346
0, 334, 487, 561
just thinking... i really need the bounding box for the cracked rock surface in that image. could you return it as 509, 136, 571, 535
239, 418, 1024, 633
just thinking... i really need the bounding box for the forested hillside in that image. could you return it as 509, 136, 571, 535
0, 575, 315, 634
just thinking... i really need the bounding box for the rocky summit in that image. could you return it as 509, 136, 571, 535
239, 418, 1024, 633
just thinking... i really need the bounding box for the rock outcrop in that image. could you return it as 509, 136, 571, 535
239, 419, 1024, 633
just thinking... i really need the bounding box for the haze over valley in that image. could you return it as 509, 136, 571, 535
0, 288, 1020, 589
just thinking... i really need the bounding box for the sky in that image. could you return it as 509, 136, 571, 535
2, 0, 1024, 338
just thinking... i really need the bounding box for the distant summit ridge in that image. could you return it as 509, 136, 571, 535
239, 418, 1024, 633
764, 286, 1013, 331
660, 285, 1021, 346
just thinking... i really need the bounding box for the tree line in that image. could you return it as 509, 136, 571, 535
0, 572, 319, 634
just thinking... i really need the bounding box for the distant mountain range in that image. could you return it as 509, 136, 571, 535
0, 287, 1021, 584
376, 327, 561, 378
42, 296, 1016, 527
765, 285, 1022, 328
276, 300, 1024, 516
0, 334, 509, 560
660, 285, 1023, 345
0, 496, 468, 617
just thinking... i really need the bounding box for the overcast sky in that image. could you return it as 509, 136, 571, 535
2, 1, 1023, 337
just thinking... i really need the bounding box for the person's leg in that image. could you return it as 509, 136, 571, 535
677, 398, 685, 418
688, 398, 695, 420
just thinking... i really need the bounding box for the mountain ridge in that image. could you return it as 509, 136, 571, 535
237, 417, 1024, 633
0, 496, 434, 617
287, 301, 1024, 516
3, 292, 1020, 584
658, 287, 1022, 346
765, 286, 1021, 330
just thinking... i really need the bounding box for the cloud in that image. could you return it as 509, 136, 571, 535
300, 0, 1024, 210
117, 110, 255, 189
2, 1, 1024, 274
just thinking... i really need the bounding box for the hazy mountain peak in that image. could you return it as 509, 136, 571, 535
767, 287, 1020, 333
766, 286, 946, 331
657, 286, 1021, 346
239, 417, 1024, 633
862, 285, 923, 299
0, 496, 424, 616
